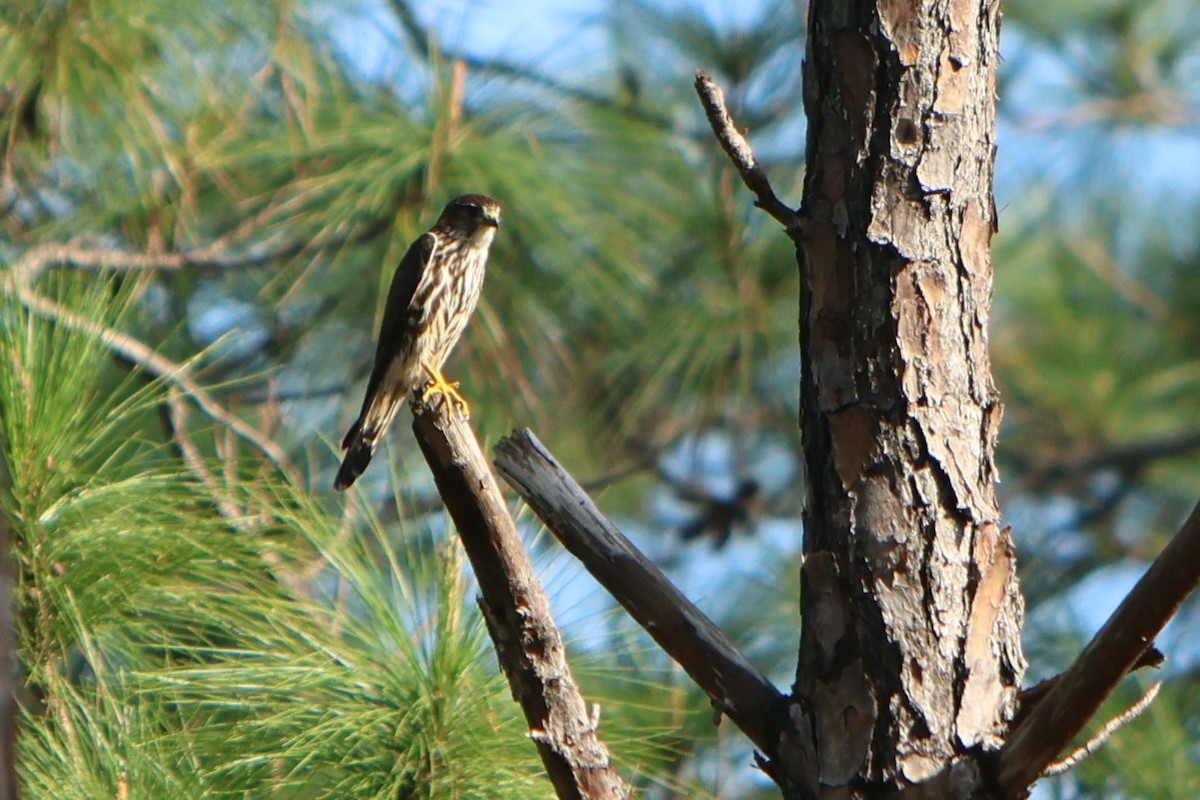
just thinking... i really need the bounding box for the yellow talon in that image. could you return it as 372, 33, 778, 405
419, 365, 470, 418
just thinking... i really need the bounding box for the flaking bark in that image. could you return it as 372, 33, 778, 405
790, 0, 1025, 793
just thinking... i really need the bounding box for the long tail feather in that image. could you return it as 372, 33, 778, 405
340, 418, 360, 451
334, 420, 373, 491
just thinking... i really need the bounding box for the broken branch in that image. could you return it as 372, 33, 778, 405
493, 429, 786, 758
998, 500, 1200, 796
693, 70, 798, 230
411, 405, 626, 800
1041, 681, 1162, 778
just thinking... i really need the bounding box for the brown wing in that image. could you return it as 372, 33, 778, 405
341, 232, 436, 449
335, 229, 446, 489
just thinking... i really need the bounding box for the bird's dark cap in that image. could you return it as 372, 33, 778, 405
448, 193, 501, 227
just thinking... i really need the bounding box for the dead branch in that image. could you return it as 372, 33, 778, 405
492, 429, 787, 758
11, 281, 302, 486
1012, 645, 1163, 729
998, 500, 1200, 797
1015, 430, 1200, 487
13, 215, 389, 283
410, 403, 626, 800
693, 71, 798, 231
1041, 681, 1162, 778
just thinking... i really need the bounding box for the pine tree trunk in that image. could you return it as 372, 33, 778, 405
784, 0, 1026, 795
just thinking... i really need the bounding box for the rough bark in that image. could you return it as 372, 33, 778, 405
789, 0, 1025, 795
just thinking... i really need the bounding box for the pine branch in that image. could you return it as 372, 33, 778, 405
492, 429, 787, 758
997, 500, 1200, 797
410, 402, 626, 800
12, 214, 389, 282
1014, 430, 1200, 485
10, 280, 302, 486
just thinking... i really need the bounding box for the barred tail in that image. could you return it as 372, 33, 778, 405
335, 386, 407, 490
334, 419, 374, 491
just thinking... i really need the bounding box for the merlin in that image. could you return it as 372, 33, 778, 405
334, 194, 501, 491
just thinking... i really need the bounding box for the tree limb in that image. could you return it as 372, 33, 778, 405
410, 404, 626, 800
1014, 430, 1200, 486
165, 386, 249, 527
694, 71, 798, 231
492, 429, 787, 758
1040, 681, 1162, 778
10, 281, 302, 486
997, 500, 1200, 797
13, 214, 389, 282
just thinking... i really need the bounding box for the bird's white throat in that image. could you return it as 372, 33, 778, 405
472, 227, 498, 247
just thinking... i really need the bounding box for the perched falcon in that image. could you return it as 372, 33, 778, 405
334, 194, 501, 490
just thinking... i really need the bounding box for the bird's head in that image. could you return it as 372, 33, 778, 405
439, 194, 501, 245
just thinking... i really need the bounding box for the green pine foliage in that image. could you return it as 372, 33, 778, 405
3, 0, 1200, 796
0, 281, 553, 797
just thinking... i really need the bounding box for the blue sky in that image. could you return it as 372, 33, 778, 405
330, 0, 783, 82
329, 0, 1200, 228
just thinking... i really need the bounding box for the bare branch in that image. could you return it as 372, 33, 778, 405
463, 56, 670, 126
492, 429, 787, 758
410, 404, 626, 800
1041, 681, 1163, 778
1017, 430, 1200, 486
162, 386, 278, 534
13, 216, 389, 283
15, 241, 264, 277
1013, 645, 1163, 729
694, 71, 798, 231
998, 500, 1200, 797
166, 387, 245, 523
384, 0, 431, 59
241, 381, 346, 405
11, 281, 302, 486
